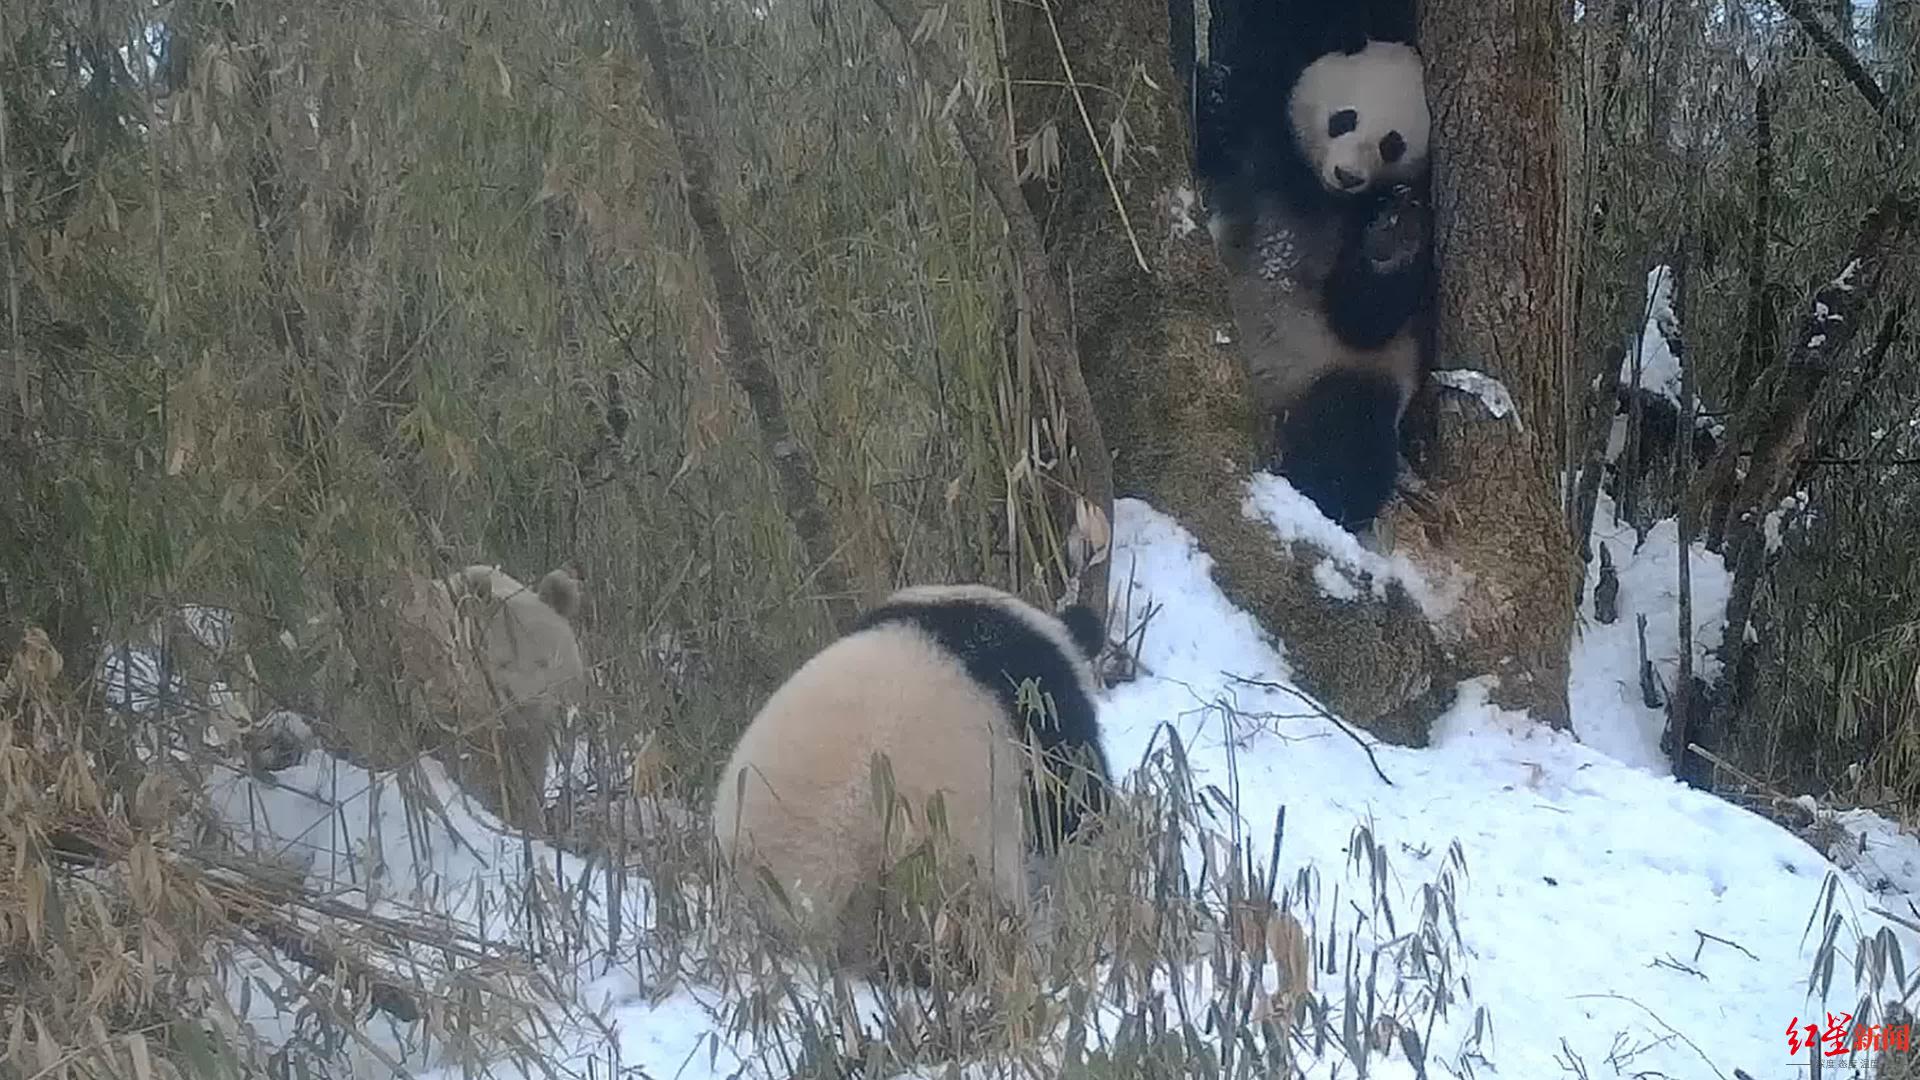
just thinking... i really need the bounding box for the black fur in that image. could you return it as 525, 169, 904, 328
1191, 0, 1432, 532
1274, 369, 1405, 531
1194, 0, 1422, 227
1324, 184, 1434, 351
1603, 385, 1721, 499
851, 594, 1111, 855
1059, 603, 1107, 664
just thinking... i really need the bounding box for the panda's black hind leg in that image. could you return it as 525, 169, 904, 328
1273, 369, 1404, 531
1024, 743, 1111, 856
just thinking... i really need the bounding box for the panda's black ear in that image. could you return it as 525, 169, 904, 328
1059, 604, 1107, 663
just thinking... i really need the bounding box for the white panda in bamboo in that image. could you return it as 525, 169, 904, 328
708, 584, 1110, 974
417, 564, 586, 830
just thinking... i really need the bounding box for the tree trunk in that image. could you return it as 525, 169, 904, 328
1390, 0, 1580, 727
1004, 0, 1447, 739
625, 0, 858, 632
1004, 0, 1579, 735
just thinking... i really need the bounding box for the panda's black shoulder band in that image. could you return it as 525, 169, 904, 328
1059, 604, 1106, 664
852, 592, 1113, 851
851, 596, 1103, 754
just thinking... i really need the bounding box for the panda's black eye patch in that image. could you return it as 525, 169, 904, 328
1328, 109, 1358, 137
1380, 131, 1407, 163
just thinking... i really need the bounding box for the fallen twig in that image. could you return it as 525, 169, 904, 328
1224, 673, 1395, 786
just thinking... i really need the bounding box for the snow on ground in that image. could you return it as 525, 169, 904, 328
1243, 473, 1464, 622
1102, 495, 1909, 1079
133, 491, 1920, 1077
1569, 488, 1735, 773
204, 751, 685, 1077
1810, 798, 1920, 903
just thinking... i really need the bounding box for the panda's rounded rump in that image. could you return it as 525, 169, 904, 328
709, 584, 1111, 971
708, 620, 1031, 951
714, 623, 1016, 839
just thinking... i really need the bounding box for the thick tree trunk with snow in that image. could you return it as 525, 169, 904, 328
1385, 0, 1580, 727
1002, 0, 1449, 738
1003, 0, 1581, 734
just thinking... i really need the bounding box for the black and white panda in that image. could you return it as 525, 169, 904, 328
1192, 0, 1435, 533
708, 583, 1110, 972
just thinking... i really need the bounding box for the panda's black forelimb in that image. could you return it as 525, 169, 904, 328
1322, 187, 1434, 351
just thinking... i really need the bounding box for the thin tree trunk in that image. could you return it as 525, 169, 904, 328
865, 0, 1115, 622
1398, 0, 1580, 726
624, 0, 857, 631
1699, 79, 1773, 550
1668, 257, 1696, 775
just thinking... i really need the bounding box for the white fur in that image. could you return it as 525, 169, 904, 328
397, 564, 586, 830
711, 622, 1029, 968
442, 565, 585, 713
1288, 41, 1430, 196
709, 584, 1096, 971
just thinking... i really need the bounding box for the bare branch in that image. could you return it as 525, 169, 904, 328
1225, 674, 1395, 786
1776, 0, 1894, 123
1802, 304, 1907, 482
1725, 197, 1914, 541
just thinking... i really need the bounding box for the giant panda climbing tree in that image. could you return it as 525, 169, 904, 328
993, 0, 1580, 738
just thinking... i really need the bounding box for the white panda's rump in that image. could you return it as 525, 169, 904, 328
709, 623, 1031, 972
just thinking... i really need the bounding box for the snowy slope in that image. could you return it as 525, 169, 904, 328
204, 753, 673, 1076
1101, 496, 1898, 1079
174, 494, 1920, 1079
1569, 488, 1735, 773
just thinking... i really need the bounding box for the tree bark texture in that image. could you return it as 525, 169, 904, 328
1690, 196, 1916, 783
1004, 0, 1447, 739
1699, 79, 1774, 551
1389, 0, 1580, 727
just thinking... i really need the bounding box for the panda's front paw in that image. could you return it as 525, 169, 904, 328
1361, 192, 1428, 272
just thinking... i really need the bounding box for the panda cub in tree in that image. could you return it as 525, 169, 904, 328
1193, 0, 1435, 533
709, 584, 1110, 975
